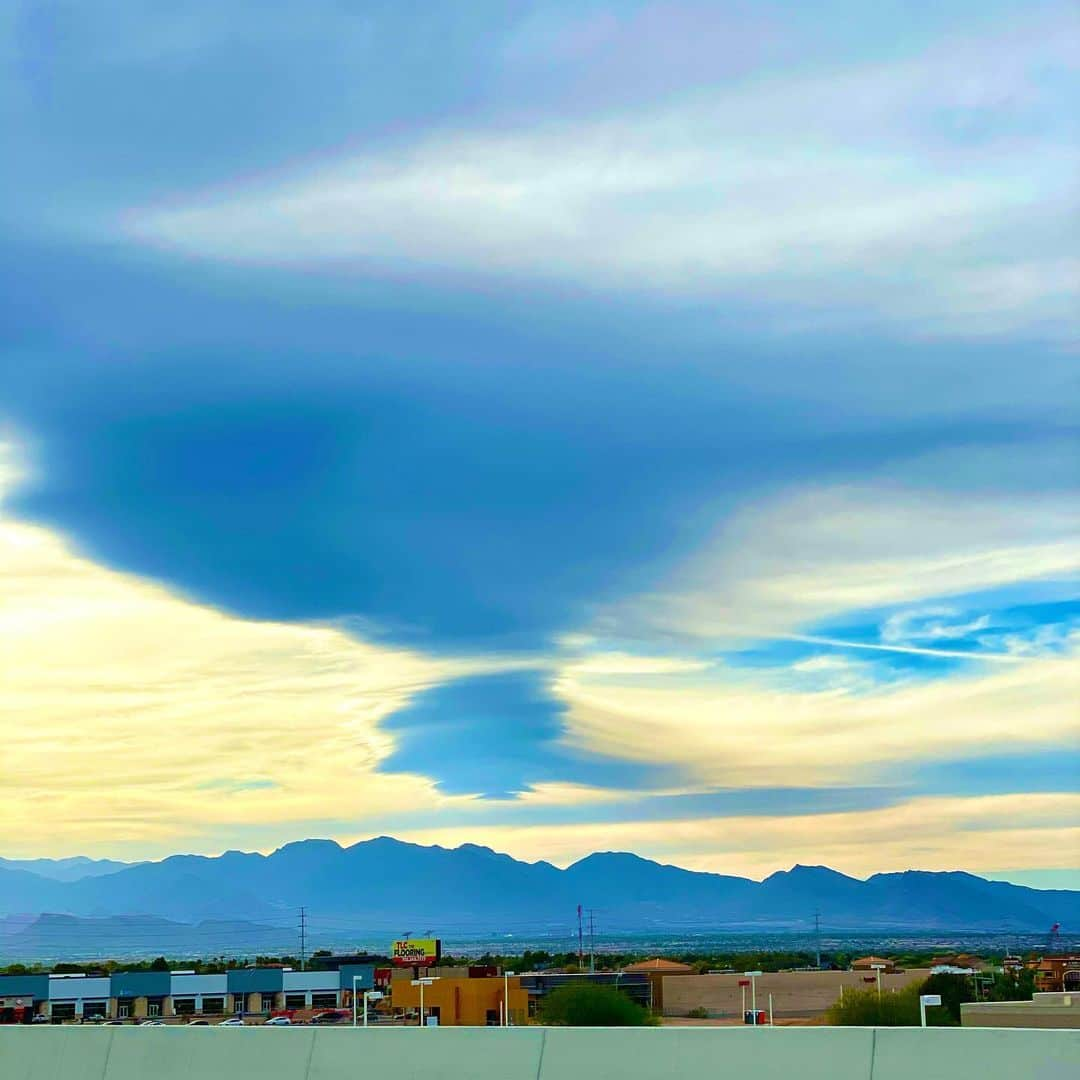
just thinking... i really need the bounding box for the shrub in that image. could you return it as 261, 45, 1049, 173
540, 983, 657, 1027
826, 984, 922, 1026
687, 1006, 710, 1019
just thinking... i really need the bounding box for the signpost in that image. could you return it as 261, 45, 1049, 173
919, 993, 942, 1028
744, 972, 762, 1024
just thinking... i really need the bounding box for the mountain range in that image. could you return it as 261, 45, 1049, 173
2, 838, 1077, 939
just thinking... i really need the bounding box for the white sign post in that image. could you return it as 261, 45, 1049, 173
919, 993, 942, 1028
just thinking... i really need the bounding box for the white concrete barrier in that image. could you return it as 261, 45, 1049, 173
2, 1024, 1077, 1080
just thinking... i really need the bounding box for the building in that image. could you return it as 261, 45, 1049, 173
962, 992, 1080, 1029
661, 968, 933, 1019
0, 964, 374, 1024
850, 956, 898, 973
518, 972, 653, 1017
621, 959, 694, 1013
388, 972, 528, 1026
1028, 956, 1080, 993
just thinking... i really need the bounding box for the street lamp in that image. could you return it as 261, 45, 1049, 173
870, 964, 887, 1001
743, 971, 762, 1024
503, 971, 515, 1027
411, 978, 439, 1027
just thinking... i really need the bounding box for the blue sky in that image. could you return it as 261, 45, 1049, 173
1, 1, 1077, 886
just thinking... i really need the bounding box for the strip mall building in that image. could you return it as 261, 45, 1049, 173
0, 966, 375, 1023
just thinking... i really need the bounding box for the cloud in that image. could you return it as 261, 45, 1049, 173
121, 12, 1078, 339
553, 641, 1080, 788
0, 446, 502, 856
602, 482, 1080, 646
386, 791, 1080, 878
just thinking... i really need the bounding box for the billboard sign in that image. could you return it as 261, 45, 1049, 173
391, 939, 441, 967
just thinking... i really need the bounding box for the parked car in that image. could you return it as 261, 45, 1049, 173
264, 1016, 292, 1026
310, 1010, 348, 1025
217, 1017, 244, 1027
31, 1014, 49, 1024
138, 1020, 164, 1027
186, 1020, 210, 1026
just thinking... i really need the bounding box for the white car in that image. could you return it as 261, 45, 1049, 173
264, 1016, 292, 1026
139, 1020, 164, 1027
217, 1018, 244, 1027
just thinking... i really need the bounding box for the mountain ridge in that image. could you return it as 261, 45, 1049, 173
1, 837, 1076, 932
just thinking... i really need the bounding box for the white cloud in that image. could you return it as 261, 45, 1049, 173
552, 644, 1079, 788
603, 483, 1080, 645
881, 607, 992, 644
121, 14, 1078, 339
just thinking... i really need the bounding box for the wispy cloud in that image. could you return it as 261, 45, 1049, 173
122, 12, 1078, 339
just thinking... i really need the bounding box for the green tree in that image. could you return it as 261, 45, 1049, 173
540, 983, 657, 1027
917, 973, 973, 1024
149, 956, 170, 972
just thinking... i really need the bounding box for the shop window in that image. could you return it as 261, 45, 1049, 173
83, 1003, 107, 1021
285, 994, 306, 1011
311, 993, 337, 1009
147, 1000, 162, 1018
50, 1003, 76, 1020
202, 997, 225, 1014
174, 998, 196, 1015
118, 1000, 132, 1018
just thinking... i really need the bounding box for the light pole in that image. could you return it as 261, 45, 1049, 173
744, 971, 762, 1024
870, 964, 887, 1001
503, 971, 515, 1027
411, 978, 438, 1027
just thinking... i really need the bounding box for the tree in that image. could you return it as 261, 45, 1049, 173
917, 973, 973, 1024
149, 956, 170, 972
540, 983, 657, 1027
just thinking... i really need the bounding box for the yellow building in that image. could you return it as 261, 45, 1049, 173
389, 974, 528, 1027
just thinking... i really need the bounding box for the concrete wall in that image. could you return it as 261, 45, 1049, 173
962, 994, 1080, 1029
2, 1026, 1077, 1080
662, 969, 932, 1018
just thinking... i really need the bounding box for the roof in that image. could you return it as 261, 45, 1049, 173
851, 956, 893, 966
622, 958, 695, 974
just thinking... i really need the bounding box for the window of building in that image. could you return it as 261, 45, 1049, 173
118, 1000, 133, 1018
285, 994, 306, 1011
50, 1002, 76, 1020
202, 997, 225, 1014
259, 993, 276, 1013
174, 998, 196, 1015
83, 1003, 107, 1021
147, 999, 162, 1017
311, 993, 337, 1010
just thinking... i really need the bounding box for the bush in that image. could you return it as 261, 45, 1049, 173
686, 1006, 710, 1019
540, 983, 657, 1027
826, 984, 922, 1026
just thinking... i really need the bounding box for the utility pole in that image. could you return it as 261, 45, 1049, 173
298, 907, 308, 971
814, 911, 822, 969
587, 910, 596, 973
576, 905, 584, 971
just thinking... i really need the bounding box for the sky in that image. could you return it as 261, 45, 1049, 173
1, 1, 1078, 887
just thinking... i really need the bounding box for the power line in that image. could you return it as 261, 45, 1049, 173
298, 907, 307, 971
587, 909, 596, 973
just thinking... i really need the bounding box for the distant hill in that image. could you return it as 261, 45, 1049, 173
0, 913, 291, 963
0, 856, 138, 883
1, 838, 1077, 936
